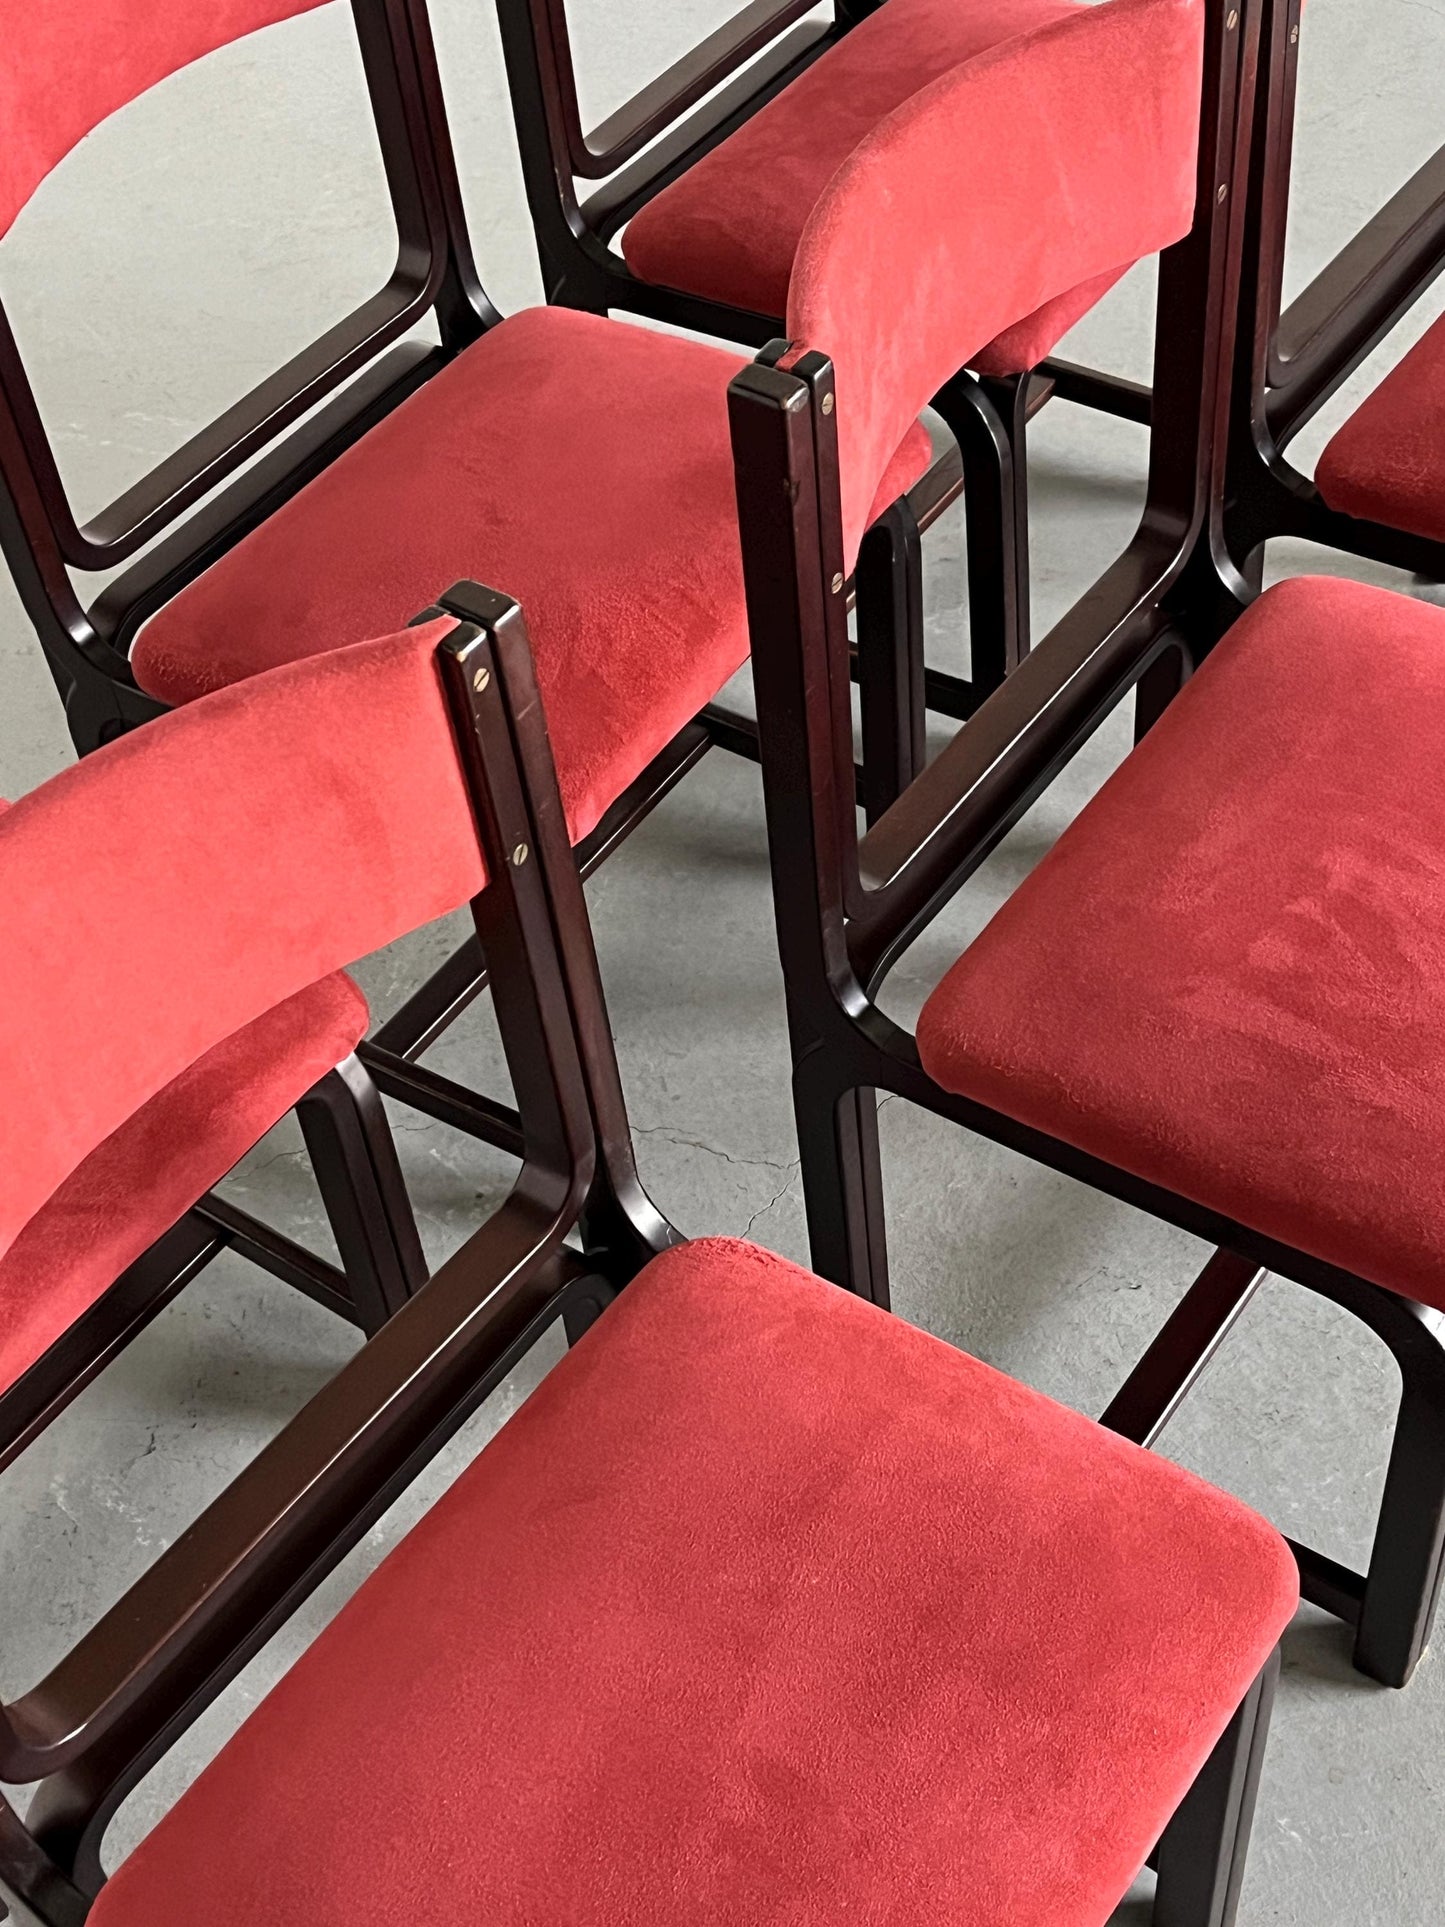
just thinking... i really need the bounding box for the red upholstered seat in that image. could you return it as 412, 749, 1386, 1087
621, 0, 1165, 376
917, 576, 1445, 1312
132, 309, 930, 845
0, 972, 366, 1397
1315, 309, 1445, 545
90, 1237, 1295, 1927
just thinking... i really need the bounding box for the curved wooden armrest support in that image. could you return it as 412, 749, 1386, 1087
0, 1189, 591, 1789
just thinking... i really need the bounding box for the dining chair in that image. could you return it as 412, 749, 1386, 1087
495, 0, 1223, 726
1, 0, 1240, 1168
1225, 0, 1445, 593
0, 581, 1297, 1927
729, 110, 1445, 1696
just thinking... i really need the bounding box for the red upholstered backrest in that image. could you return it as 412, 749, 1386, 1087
786, 0, 1205, 564
0, 620, 485, 1259
0, 0, 331, 237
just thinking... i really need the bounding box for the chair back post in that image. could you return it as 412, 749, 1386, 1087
1252, 0, 1303, 402
431, 586, 599, 1203
437, 583, 680, 1278
492, 0, 615, 310
728, 353, 864, 1055
1149, 0, 1267, 664
398, 0, 501, 348
1221, 0, 1299, 590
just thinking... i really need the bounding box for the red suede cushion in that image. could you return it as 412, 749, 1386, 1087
787, 0, 1203, 557
90, 1237, 1296, 1927
0, 0, 326, 237
917, 577, 1445, 1312
0, 619, 484, 1255
0, 972, 366, 1398
623, 0, 1083, 319
133, 308, 928, 772
971, 265, 1131, 378
1315, 309, 1445, 545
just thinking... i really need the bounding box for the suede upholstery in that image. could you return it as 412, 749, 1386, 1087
622, 0, 1188, 391
624, 0, 1080, 317
133, 307, 931, 772
971, 265, 1131, 378
0, 618, 485, 1257
786, 0, 1204, 559
1315, 308, 1445, 544
1, 0, 326, 237
0, 974, 367, 1397
90, 1237, 1297, 1927
917, 577, 1445, 1313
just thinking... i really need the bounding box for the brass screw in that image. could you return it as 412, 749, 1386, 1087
821, 392, 835, 415
512, 843, 529, 866
831, 572, 844, 594
472, 666, 490, 693
1217, 182, 1229, 203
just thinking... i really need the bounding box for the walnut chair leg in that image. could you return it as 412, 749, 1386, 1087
855, 495, 926, 825
561, 1274, 617, 1349
935, 369, 1030, 698
1151, 1650, 1278, 1927
296, 1054, 429, 1337
1353, 1295, 1445, 1687
793, 1054, 891, 1311
977, 368, 1032, 667
1133, 636, 1193, 744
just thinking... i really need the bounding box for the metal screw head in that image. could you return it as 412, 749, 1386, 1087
512, 842, 529, 866
821, 392, 835, 415
830, 572, 844, 594
472, 666, 490, 693
1289, 21, 1299, 41
1226, 7, 1238, 26
1217, 181, 1229, 203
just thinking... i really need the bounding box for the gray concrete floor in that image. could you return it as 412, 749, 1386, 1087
1, 0, 1443, 1917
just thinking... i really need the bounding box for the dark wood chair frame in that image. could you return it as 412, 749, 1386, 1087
0, 1052, 429, 1481
491, 0, 1177, 755
0, 582, 1280, 1927
728, 0, 1445, 1696
1222, 0, 1445, 587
